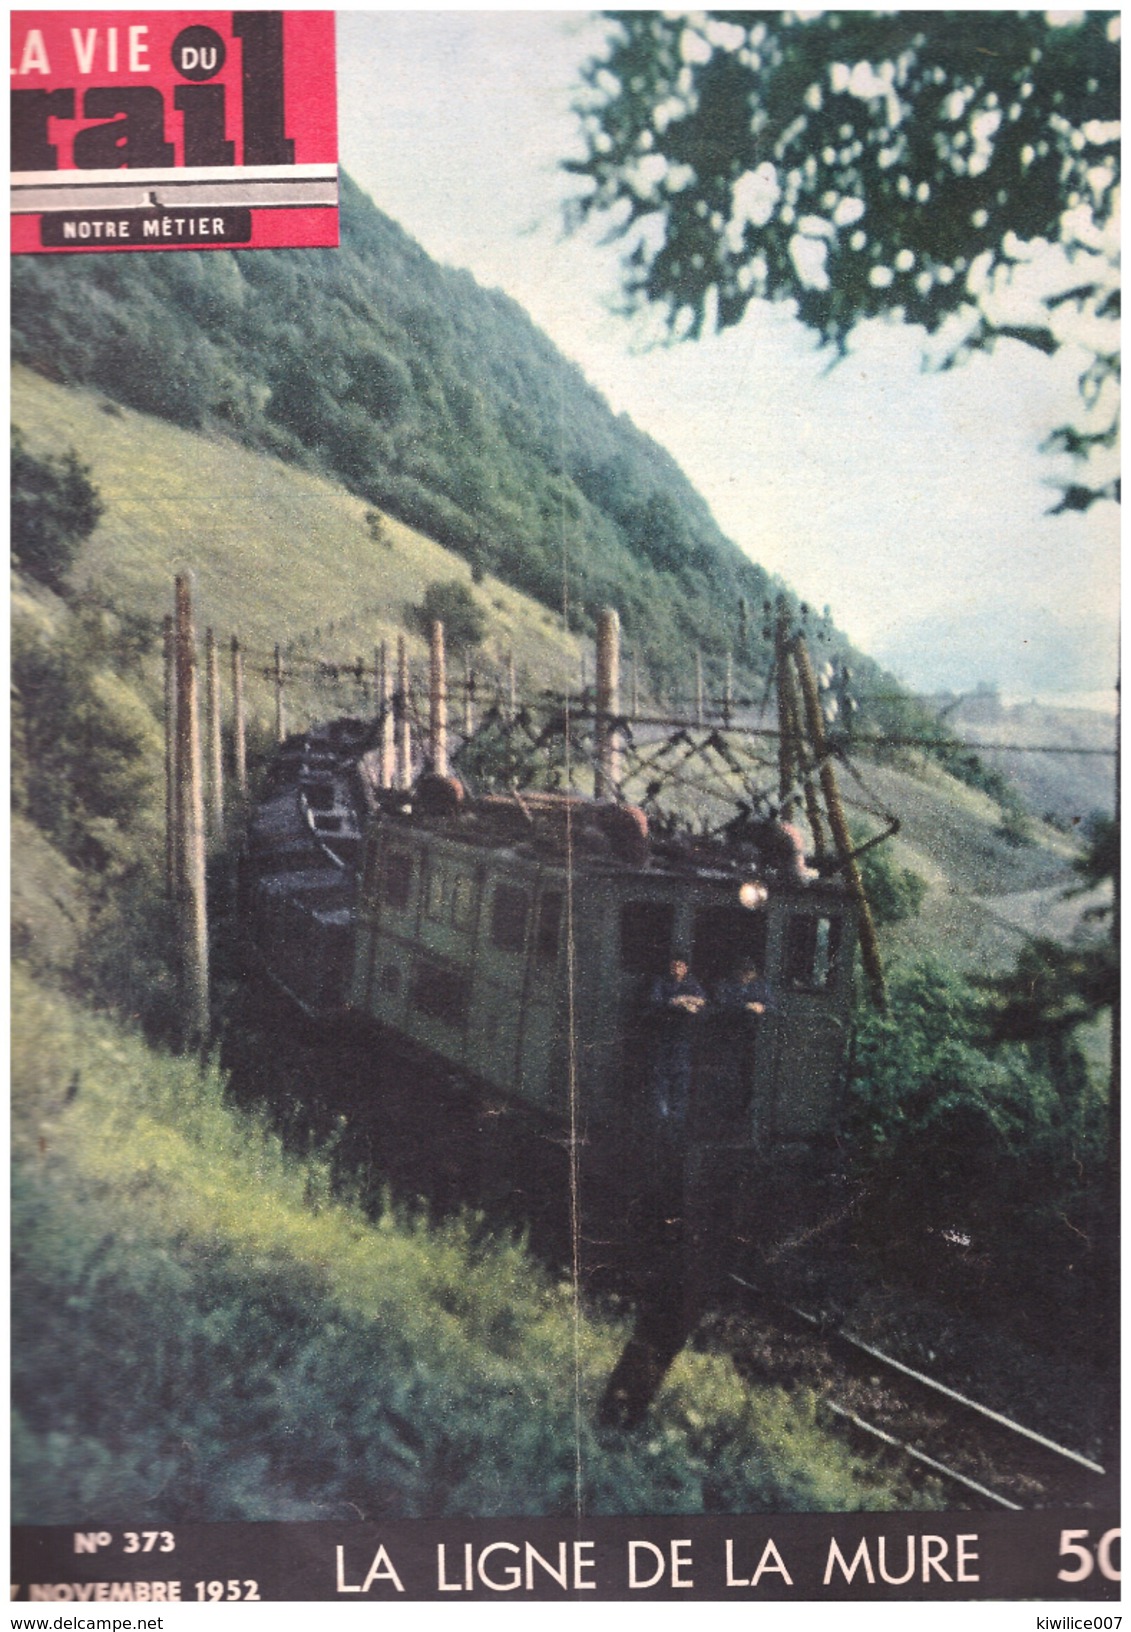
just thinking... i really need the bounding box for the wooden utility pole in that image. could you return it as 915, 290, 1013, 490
793, 633, 886, 1010
463, 653, 475, 739
376, 642, 394, 789
629, 649, 639, 719
724, 653, 734, 726
395, 634, 411, 790
594, 606, 621, 800
230, 635, 248, 801
205, 627, 224, 843
775, 600, 799, 822
174, 576, 209, 1046
695, 651, 705, 727
163, 614, 178, 899
775, 603, 827, 853
273, 643, 286, 742
429, 619, 448, 777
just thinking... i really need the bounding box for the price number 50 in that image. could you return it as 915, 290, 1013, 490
1058, 1529, 1120, 1583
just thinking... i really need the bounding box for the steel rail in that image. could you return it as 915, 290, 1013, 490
729, 1272, 1105, 1481
822, 1401, 1023, 1510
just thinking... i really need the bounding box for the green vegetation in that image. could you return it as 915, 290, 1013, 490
10, 171, 1039, 811
850, 827, 927, 926
12, 969, 899, 1523
570, 13, 1117, 345
11, 175, 787, 698
12, 597, 162, 874
417, 578, 488, 652
10, 363, 583, 720
568, 12, 1118, 510
847, 956, 1107, 1316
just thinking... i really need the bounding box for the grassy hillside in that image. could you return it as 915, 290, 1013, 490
13, 963, 912, 1523
848, 758, 1090, 972
11, 171, 1045, 815
11, 173, 791, 700
12, 363, 581, 724
943, 694, 1116, 828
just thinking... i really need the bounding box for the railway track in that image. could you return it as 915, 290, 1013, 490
223, 969, 1109, 1512
726, 1273, 1108, 1510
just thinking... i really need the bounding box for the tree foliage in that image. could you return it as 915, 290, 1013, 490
11, 605, 162, 875
11, 427, 104, 593
568, 12, 1118, 344
567, 12, 1120, 505
852, 831, 927, 925
417, 579, 488, 651
848, 957, 1105, 1309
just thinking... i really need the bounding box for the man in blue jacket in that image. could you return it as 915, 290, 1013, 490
714, 961, 776, 1122
648, 957, 707, 1130
716, 961, 775, 1019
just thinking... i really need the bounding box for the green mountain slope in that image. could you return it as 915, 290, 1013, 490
11, 363, 581, 716
11, 171, 826, 700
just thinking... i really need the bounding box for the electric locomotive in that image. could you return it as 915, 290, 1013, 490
243, 706, 858, 1217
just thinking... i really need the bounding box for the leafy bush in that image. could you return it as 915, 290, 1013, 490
417, 578, 487, 651
12, 606, 163, 875
365, 508, 390, 547
996, 800, 1035, 847
852, 832, 928, 924
847, 957, 1106, 1312
11, 427, 103, 592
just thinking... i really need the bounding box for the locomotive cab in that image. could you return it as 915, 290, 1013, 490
348, 796, 857, 1183
245, 717, 862, 1265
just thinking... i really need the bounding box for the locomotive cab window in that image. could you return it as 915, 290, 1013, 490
692, 906, 768, 987
380, 846, 414, 911
490, 883, 529, 953
450, 872, 476, 932
425, 864, 447, 921
620, 900, 675, 974
536, 892, 562, 961
784, 914, 842, 991
425, 865, 477, 931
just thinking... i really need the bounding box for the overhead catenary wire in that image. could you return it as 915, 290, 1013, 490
236, 642, 1114, 760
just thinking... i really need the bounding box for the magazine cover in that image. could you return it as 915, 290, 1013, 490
10, 7, 1120, 1615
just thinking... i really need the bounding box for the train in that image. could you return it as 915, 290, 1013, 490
242, 687, 861, 1246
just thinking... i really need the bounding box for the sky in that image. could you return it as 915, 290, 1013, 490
336, 9, 1120, 707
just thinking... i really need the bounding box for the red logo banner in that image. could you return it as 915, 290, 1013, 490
11, 10, 338, 253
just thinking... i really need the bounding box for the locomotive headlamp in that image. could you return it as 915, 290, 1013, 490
738, 880, 768, 909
